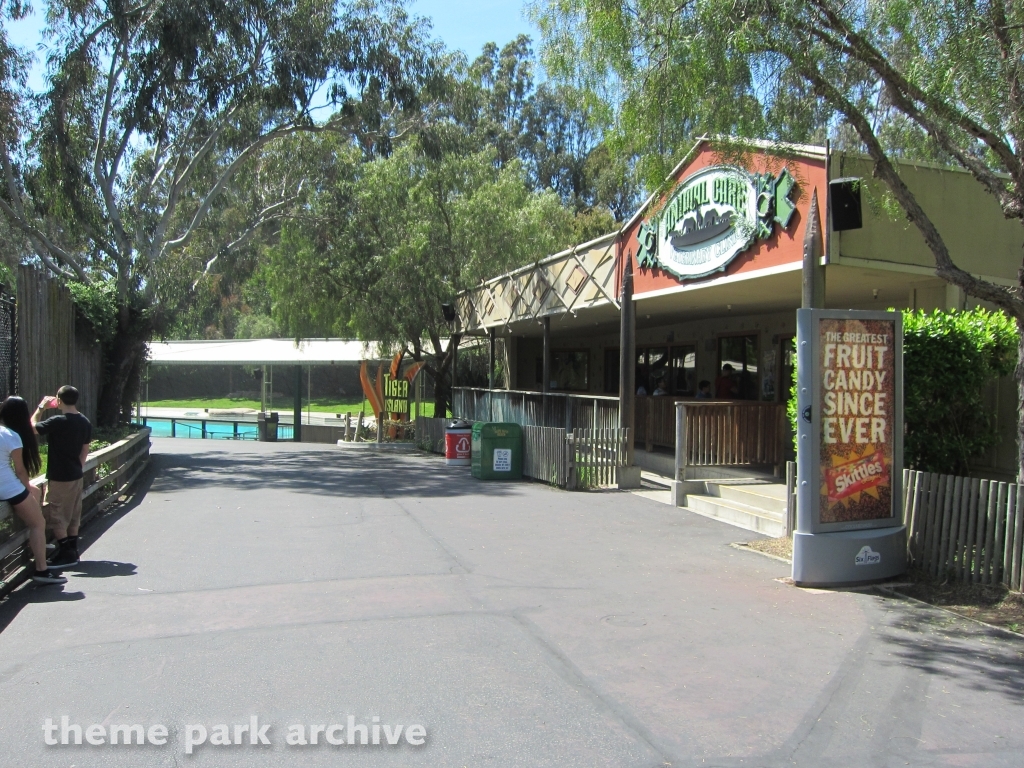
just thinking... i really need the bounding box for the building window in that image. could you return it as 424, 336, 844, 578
552, 350, 589, 391
532, 350, 592, 391
604, 348, 620, 394
632, 344, 696, 396
671, 345, 697, 396
717, 334, 758, 400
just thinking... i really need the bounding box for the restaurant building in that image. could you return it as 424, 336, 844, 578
455, 138, 1020, 479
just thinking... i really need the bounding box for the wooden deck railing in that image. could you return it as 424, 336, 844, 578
453, 387, 619, 432
0, 427, 151, 587
673, 401, 787, 476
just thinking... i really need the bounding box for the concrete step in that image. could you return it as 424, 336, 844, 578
684, 495, 787, 537
706, 482, 788, 514
640, 471, 673, 491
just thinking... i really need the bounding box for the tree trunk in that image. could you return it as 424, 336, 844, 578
1017, 316, 1024, 484
96, 314, 152, 427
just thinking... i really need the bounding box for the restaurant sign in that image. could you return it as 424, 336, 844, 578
637, 165, 796, 279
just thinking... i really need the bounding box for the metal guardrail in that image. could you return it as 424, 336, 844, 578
140, 416, 260, 440
0, 427, 152, 588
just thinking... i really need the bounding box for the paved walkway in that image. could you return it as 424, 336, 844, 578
0, 439, 1022, 767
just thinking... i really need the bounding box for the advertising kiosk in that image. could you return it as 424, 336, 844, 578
793, 308, 907, 586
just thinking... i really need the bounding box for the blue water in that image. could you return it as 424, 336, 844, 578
142, 418, 294, 441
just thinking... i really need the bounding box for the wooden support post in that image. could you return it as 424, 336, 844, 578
293, 365, 303, 442
355, 410, 364, 442
344, 415, 351, 442
618, 259, 635, 464
488, 327, 496, 422
674, 403, 687, 482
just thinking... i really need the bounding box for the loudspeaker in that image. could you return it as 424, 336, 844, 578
829, 177, 862, 231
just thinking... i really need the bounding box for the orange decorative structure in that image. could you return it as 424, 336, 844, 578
360, 354, 426, 421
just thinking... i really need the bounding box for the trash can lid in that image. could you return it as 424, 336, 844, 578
447, 419, 473, 430
475, 422, 522, 439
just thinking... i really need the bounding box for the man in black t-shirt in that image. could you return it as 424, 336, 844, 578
32, 385, 92, 569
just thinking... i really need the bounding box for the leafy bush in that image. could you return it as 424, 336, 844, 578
902, 309, 1016, 474
787, 309, 1018, 475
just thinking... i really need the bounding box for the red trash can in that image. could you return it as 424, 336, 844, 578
445, 420, 473, 466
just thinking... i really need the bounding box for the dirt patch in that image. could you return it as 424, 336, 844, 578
743, 536, 793, 562
889, 569, 1024, 634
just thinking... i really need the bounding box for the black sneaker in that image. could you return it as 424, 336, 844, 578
47, 538, 80, 570
47, 550, 79, 570
31, 569, 67, 585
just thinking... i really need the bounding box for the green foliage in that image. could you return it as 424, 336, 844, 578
786, 309, 1018, 475
265, 138, 575, 409
67, 280, 120, 345
902, 309, 1017, 474
234, 314, 280, 339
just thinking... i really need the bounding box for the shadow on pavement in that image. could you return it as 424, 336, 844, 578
148, 445, 528, 500
60, 560, 137, 578
0, 463, 153, 636
874, 591, 1024, 705
0, 587, 85, 634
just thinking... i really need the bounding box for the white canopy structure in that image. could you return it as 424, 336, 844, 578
147, 338, 375, 366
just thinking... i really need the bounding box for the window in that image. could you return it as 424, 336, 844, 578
604, 348, 620, 394
633, 344, 696, 396
779, 335, 795, 403
671, 346, 697, 396
551, 350, 590, 391
717, 334, 758, 400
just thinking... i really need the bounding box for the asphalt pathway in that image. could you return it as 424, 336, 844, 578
0, 438, 1021, 767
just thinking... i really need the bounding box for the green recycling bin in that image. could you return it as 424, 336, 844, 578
471, 422, 523, 480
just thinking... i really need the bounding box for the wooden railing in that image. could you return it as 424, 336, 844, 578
453, 387, 619, 432
673, 401, 786, 476
0, 427, 151, 587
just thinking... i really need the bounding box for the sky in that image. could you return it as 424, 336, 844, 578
5, 0, 539, 92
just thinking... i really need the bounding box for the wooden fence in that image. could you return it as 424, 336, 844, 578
906, 470, 1024, 590
566, 428, 629, 490
416, 417, 448, 454
17, 266, 103, 423
523, 426, 570, 486
673, 401, 787, 473
417, 416, 626, 489
453, 387, 619, 432
0, 428, 151, 588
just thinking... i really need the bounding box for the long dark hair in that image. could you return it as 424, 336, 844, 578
0, 397, 40, 476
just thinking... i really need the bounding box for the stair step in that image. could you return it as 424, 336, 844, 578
684, 495, 787, 537
707, 482, 788, 514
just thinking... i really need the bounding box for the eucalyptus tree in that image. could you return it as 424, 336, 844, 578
0, 0, 439, 424
267, 138, 574, 414
535, 0, 1024, 476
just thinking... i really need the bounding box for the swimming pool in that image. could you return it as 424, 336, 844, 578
141, 418, 294, 441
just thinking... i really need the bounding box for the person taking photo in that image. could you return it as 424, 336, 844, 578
32, 386, 92, 570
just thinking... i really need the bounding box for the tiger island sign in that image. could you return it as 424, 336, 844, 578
636, 165, 797, 279
360, 354, 424, 421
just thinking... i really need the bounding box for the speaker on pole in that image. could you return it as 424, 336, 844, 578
829, 177, 862, 231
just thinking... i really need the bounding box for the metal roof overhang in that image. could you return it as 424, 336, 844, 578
147, 338, 374, 366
